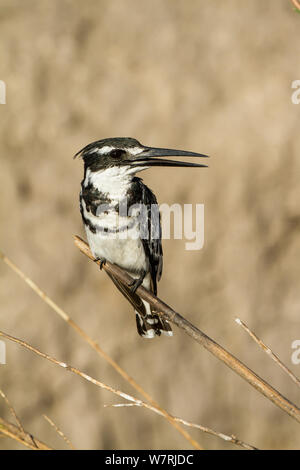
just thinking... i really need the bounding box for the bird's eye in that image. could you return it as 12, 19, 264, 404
110, 149, 125, 159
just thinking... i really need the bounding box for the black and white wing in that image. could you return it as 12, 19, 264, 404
137, 179, 163, 296
137, 180, 172, 336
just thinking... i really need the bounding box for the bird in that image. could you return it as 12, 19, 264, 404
75, 137, 208, 338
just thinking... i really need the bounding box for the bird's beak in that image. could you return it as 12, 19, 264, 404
129, 146, 209, 168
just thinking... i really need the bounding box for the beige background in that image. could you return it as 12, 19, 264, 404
1, 0, 300, 450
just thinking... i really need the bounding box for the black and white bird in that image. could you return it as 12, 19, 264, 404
75, 137, 208, 338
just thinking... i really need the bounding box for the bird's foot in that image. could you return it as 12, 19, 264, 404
94, 257, 107, 270
129, 271, 146, 293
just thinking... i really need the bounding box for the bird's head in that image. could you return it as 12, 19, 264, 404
74, 137, 208, 174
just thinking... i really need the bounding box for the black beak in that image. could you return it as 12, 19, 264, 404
129, 146, 209, 168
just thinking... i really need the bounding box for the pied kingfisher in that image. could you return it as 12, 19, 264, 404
75, 137, 208, 338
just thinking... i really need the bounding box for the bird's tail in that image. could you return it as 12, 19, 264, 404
105, 272, 172, 339
135, 306, 173, 339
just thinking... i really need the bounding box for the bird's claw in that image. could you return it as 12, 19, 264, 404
94, 257, 107, 270
129, 272, 146, 293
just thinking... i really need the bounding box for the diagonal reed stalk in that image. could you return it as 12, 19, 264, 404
74, 235, 300, 425
291, 0, 300, 11
236, 318, 300, 389
0, 248, 202, 450
0, 416, 52, 450
0, 329, 257, 450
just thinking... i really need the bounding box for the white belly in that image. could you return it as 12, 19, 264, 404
86, 225, 148, 275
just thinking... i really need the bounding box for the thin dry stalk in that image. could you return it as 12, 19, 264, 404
74, 236, 300, 425
0, 329, 256, 450
0, 329, 160, 407
104, 403, 257, 450
0, 248, 201, 450
43, 414, 75, 450
291, 0, 300, 11
0, 330, 139, 405
0, 389, 25, 435
0, 388, 38, 449
0, 416, 52, 450
0, 328, 203, 450
235, 318, 300, 389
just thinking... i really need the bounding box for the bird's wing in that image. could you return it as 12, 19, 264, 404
105, 271, 147, 318
139, 180, 163, 295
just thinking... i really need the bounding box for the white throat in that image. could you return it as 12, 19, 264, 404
84, 166, 136, 199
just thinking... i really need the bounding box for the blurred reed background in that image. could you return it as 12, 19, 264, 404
0, 0, 300, 450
